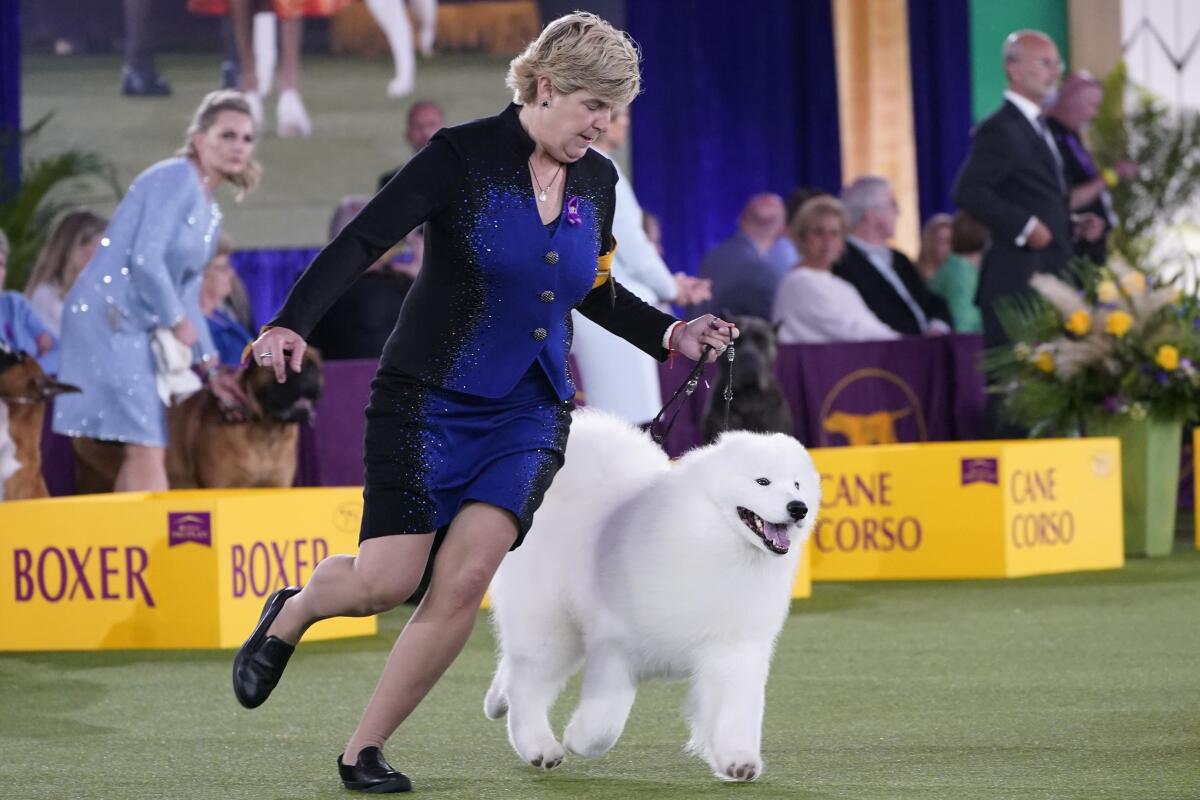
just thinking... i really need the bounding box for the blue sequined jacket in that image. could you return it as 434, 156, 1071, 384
270, 104, 677, 400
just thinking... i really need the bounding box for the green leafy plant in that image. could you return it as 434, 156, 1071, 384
1091, 62, 1200, 281
0, 112, 119, 290
984, 259, 1200, 435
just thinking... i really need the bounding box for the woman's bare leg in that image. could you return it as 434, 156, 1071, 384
266, 532, 435, 644
114, 444, 167, 492
342, 502, 517, 762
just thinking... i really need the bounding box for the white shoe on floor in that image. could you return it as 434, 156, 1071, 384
387, 75, 413, 98
276, 89, 312, 138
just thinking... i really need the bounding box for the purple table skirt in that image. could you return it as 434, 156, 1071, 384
36, 333, 1198, 513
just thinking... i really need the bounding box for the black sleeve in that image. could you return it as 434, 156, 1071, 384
268, 135, 463, 337
577, 278, 678, 361
952, 117, 1030, 244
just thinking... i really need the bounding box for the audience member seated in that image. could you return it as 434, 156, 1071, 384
201, 237, 255, 368
773, 197, 899, 344
695, 193, 788, 320
377, 100, 446, 191
0, 229, 57, 371
775, 186, 829, 272
915, 213, 953, 283
834, 176, 953, 336
307, 227, 422, 360
928, 211, 989, 333
24, 210, 107, 336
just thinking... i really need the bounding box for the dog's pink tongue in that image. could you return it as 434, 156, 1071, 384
765, 523, 791, 550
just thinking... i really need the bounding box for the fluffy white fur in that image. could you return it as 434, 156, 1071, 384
485, 410, 821, 782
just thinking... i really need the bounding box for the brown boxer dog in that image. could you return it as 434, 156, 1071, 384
166, 348, 324, 488
0, 345, 80, 500
72, 348, 323, 492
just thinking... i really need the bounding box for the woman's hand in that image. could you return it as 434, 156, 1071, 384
208, 369, 249, 421
671, 315, 739, 363
172, 317, 199, 347
249, 326, 307, 383
673, 273, 712, 306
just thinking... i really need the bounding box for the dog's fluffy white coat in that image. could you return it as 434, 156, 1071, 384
485, 410, 820, 781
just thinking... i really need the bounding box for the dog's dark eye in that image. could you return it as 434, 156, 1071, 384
794, 481, 800, 489
756, 477, 771, 486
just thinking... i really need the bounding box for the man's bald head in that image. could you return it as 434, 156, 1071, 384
737, 193, 786, 254
1003, 30, 1062, 104
740, 193, 786, 233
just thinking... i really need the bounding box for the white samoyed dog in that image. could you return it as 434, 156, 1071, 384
484, 409, 821, 782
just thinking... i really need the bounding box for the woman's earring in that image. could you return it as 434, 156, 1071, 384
541, 99, 549, 107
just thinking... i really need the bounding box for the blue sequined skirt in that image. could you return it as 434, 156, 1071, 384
360, 362, 572, 548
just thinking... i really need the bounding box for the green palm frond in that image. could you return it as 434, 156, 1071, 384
0, 113, 119, 290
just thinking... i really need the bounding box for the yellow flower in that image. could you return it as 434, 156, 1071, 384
1156, 344, 1180, 371
1096, 280, 1119, 304
1034, 351, 1055, 373
1064, 310, 1091, 336
1105, 310, 1133, 337
1119, 271, 1146, 295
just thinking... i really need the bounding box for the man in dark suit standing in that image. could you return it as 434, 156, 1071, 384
953, 30, 1074, 352
834, 176, 952, 336
1047, 70, 1137, 265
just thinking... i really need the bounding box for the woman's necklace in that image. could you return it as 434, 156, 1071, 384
529, 157, 563, 203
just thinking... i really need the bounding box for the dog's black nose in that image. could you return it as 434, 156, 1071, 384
787, 501, 808, 521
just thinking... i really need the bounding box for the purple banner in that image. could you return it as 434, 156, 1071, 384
31, 334, 1196, 510
654, 335, 986, 457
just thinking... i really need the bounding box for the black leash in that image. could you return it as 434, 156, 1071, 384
649, 342, 735, 449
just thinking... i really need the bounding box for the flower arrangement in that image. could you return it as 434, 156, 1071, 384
983, 259, 1200, 435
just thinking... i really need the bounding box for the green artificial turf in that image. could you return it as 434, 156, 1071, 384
2, 544, 1198, 799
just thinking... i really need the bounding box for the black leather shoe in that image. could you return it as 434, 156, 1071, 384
232, 586, 300, 708
338, 747, 412, 793
120, 65, 172, 97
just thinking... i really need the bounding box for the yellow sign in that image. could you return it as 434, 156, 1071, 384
791, 539, 812, 599
0, 488, 375, 651
808, 438, 1124, 581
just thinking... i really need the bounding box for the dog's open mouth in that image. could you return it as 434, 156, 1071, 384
737, 507, 790, 554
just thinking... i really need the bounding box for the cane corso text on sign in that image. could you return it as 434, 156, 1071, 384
808, 438, 1123, 581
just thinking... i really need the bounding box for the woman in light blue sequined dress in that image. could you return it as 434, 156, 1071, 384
54, 91, 260, 491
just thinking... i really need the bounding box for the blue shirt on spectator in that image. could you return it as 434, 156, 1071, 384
206, 308, 254, 368
694, 231, 785, 321
0, 290, 58, 373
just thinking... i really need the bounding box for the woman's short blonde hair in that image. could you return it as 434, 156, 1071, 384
789, 196, 847, 245
177, 90, 263, 200
506, 12, 641, 108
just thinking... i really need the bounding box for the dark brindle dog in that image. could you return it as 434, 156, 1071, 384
74, 349, 324, 491
702, 316, 792, 444
0, 345, 80, 500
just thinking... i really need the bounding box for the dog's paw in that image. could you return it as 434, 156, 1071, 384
712, 754, 763, 782
562, 717, 624, 759
524, 741, 565, 770
483, 686, 508, 720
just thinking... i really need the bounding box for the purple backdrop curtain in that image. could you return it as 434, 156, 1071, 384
230, 247, 320, 328
624, 0, 842, 276
907, 0, 972, 222
1, 0, 20, 199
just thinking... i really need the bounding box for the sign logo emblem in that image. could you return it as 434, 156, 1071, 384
961, 457, 999, 486
168, 512, 212, 547
819, 368, 927, 446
